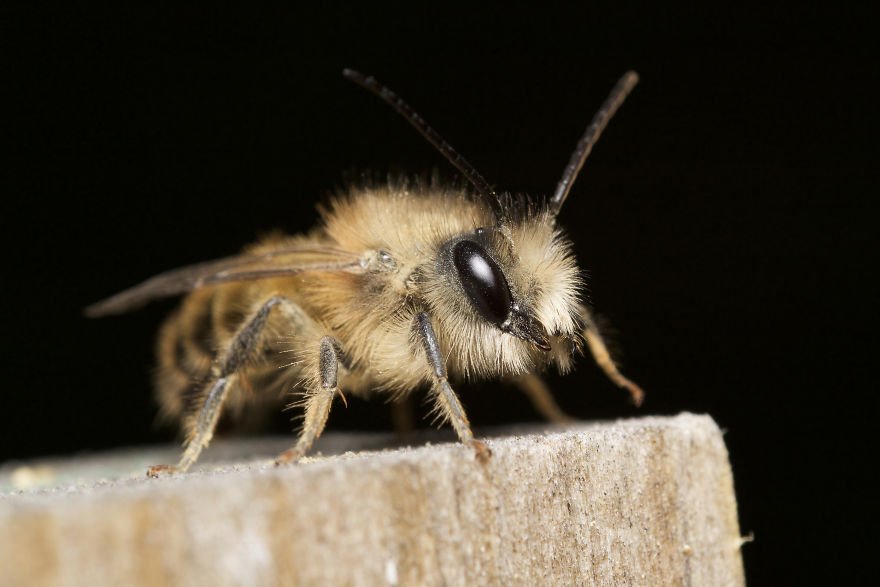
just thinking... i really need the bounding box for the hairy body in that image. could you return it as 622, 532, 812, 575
156, 186, 588, 450
88, 69, 644, 474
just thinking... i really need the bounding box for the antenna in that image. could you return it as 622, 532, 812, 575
343, 69, 505, 219
549, 71, 639, 216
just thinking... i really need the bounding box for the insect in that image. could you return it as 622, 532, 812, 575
86, 69, 644, 475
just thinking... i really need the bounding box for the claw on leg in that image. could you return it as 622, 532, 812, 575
470, 439, 492, 464
620, 377, 645, 407
274, 447, 304, 466
146, 464, 180, 478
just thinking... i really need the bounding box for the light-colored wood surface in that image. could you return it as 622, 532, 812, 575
0, 414, 746, 586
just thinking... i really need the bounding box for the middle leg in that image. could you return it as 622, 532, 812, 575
275, 336, 344, 465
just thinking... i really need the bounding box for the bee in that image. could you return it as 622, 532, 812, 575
86, 69, 644, 475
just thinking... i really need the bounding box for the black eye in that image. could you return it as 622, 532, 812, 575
452, 240, 511, 325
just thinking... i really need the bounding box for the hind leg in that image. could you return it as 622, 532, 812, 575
148, 295, 315, 476
509, 373, 576, 424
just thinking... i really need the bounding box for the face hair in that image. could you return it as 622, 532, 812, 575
344, 69, 639, 222
342, 69, 506, 219
548, 71, 640, 216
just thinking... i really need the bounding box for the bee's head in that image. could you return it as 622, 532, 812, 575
449, 236, 550, 351
340, 69, 636, 379
426, 206, 583, 377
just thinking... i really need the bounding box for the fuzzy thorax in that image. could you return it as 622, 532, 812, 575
310, 185, 584, 390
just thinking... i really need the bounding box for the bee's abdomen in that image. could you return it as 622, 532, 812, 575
154, 289, 219, 422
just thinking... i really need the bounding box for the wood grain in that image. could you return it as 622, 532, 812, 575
0, 414, 746, 586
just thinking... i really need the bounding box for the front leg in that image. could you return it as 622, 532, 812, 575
414, 312, 491, 462
579, 305, 645, 406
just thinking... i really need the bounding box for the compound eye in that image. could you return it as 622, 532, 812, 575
452, 240, 511, 325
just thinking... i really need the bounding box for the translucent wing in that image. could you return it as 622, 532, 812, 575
84, 245, 366, 317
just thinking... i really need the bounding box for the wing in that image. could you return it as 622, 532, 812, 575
84, 245, 366, 317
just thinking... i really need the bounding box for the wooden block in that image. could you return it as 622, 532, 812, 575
0, 414, 745, 586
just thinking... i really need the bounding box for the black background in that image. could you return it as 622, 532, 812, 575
4, 5, 874, 584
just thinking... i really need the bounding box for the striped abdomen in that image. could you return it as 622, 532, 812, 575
154, 284, 286, 427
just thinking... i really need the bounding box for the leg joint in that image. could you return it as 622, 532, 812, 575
319, 336, 340, 389
415, 312, 445, 378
